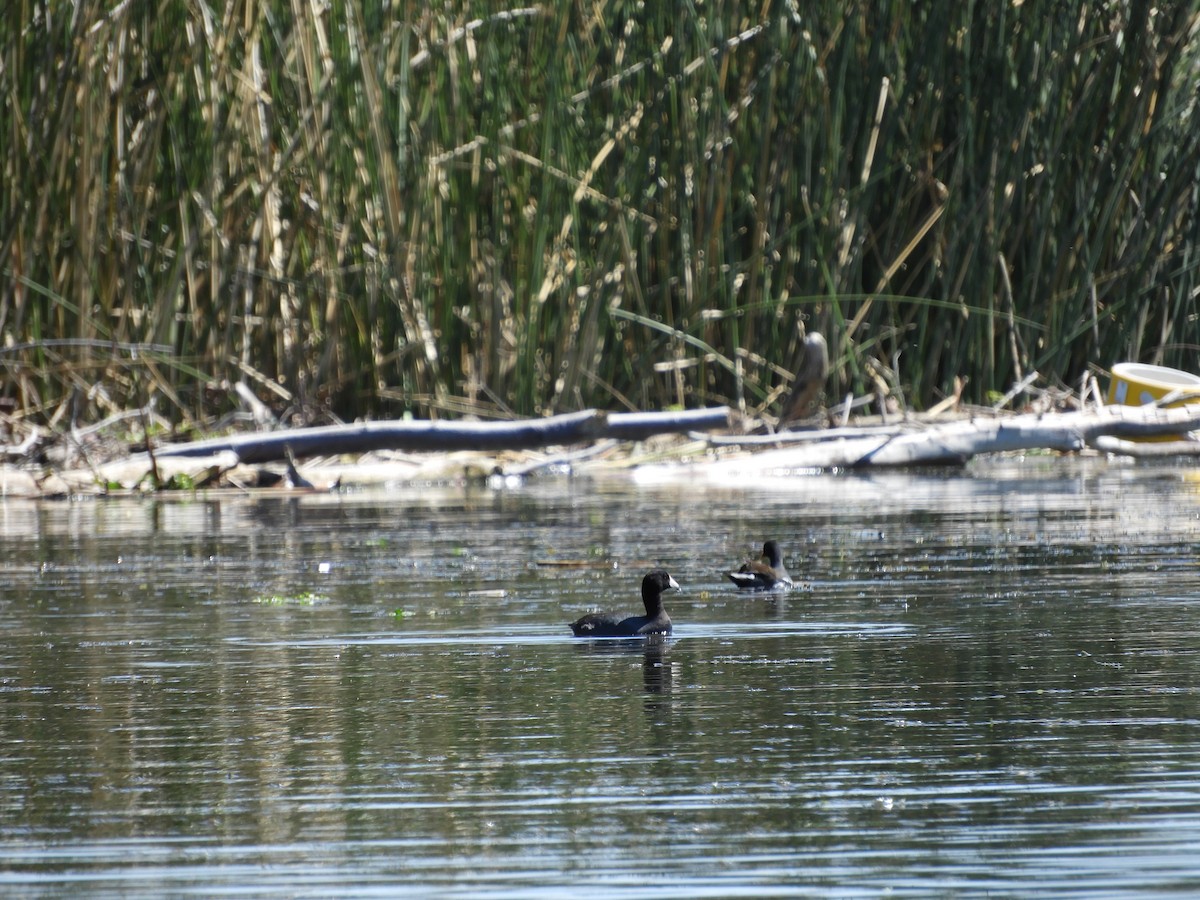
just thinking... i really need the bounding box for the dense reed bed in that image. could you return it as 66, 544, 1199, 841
2, 1, 1198, 429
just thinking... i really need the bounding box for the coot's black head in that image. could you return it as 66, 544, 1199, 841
641, 570, 681, 612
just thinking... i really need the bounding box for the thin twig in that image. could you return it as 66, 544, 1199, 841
992, 370, 1040, 410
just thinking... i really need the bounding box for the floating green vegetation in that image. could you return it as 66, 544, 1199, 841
130, 469, 197, 493
161, 473, 196, 491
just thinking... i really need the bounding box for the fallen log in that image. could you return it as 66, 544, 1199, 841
870, 403, 1200, 464
1076, 405, 1200, 443
152, 406, 732, 464
643, 403, 1200, 479
153, 409, 607, 463
606, 407, 732, 440
845, 414, 1093, 466
1090, 436, 1200, 458
698, 423, 922, 446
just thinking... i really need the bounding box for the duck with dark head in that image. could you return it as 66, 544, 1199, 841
726, 540, 793, 591
569, 570, 681, 637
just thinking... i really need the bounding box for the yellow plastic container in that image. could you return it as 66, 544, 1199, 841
1107, 362, 1200, 407
1107, 363, 1200, 441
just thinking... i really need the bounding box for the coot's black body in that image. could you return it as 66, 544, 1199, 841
569, 571, 680, 637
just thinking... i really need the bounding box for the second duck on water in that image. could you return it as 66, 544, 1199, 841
726, 540, 793, 591
569, 570, 680, 637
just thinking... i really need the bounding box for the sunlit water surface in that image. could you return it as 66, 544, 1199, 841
3, 459, 1200, 896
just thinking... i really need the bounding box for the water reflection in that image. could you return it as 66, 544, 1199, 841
569, 638, 677, 722
641, 641, 673, 696
2, 460, 1200, 896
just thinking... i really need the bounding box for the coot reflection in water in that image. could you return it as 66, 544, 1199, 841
570, 635, 675, 695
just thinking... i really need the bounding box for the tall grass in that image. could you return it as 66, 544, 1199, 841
2, 1, 1198, 428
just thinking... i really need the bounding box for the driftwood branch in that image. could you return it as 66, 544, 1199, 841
152, 407, 733, 464
1, 426, 43, 460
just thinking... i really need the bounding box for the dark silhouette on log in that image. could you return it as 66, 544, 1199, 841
778, 332, 829, 428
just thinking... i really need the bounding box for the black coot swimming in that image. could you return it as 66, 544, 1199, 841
569, 570, 680, 637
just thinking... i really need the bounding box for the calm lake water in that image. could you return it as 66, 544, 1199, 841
3, 458, 1200, 897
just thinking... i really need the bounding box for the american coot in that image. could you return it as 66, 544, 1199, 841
726, 540, 793, 591
569, 570, 681, 637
